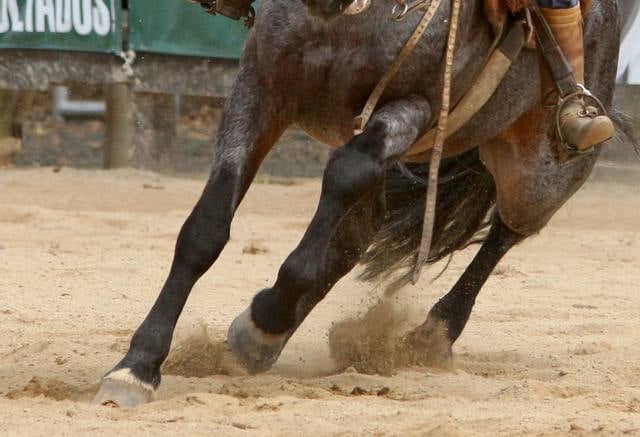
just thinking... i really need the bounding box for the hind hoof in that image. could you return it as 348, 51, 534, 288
92, 370, 154, 408
403, 317, 453, 369
227, 308, 288, 374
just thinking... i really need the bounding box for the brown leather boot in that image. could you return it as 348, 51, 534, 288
541, 5, 614, 152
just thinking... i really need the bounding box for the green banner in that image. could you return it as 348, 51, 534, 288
129, 0, 248, 59
0, 1, 247, 58
0, 0, 122, 53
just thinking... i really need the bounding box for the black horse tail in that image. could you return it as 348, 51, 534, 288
359, 148, 496, 291
609, 108, 640, 160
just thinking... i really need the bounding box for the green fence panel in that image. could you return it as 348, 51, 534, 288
129, 0, 248, 59
0, 0, 123, 53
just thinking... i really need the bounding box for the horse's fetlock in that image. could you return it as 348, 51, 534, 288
251, 289, 296, 334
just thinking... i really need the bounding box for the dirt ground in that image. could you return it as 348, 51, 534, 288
0, 167, 638, 436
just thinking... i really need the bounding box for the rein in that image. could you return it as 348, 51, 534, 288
412, 0, 462, 283
352, 0, 462, 283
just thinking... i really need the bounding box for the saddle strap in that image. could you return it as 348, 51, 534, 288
411, 0, 462, 284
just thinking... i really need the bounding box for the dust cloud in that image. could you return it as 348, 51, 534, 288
163, 322, 248, 377
328, 298, 453, 375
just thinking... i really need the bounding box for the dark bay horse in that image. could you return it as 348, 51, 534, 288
93, 0, 628, 406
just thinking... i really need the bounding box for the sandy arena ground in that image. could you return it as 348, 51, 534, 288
0, 167, 638, 436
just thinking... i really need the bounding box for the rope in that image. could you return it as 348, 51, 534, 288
412, 0, 462, 284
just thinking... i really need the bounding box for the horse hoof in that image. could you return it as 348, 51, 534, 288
227, 307, 288, 374
92, 370, 154, 408
403, 316, 453, 369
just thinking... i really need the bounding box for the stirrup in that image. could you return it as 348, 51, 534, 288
555, 84, 608, 157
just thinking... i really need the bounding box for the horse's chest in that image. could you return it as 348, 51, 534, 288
293, 44, 389, 146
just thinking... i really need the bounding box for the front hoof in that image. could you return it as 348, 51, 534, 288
402, 317, 453, 369
92, 370, 154, 408
227, 308, 289, 374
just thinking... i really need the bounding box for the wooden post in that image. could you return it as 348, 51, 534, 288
131, 92, 176, 171
104, 82, 132, 169
0, 90, 20, 161
12, 90, 35, 136
0, 89, 16, 137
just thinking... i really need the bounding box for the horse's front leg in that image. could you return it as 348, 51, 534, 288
227, 96, 433, 373
93, 42, 290, 407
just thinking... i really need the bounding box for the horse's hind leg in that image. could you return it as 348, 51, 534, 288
406, 105, 602, 365
404, 1, 618, 366
404, 213, 523, 365
227, 96, 433, 373
93, 40, 290, 407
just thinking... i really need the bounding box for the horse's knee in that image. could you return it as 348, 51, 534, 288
324, 138, 385, 202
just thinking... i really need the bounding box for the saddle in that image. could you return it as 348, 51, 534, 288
484, 0, 593, 43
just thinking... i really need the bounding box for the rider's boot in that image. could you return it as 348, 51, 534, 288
540, 4, 614, 152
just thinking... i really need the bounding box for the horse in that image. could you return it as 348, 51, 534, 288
93, 0, 632, 407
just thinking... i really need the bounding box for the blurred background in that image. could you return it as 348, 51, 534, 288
0, 0, 638, 177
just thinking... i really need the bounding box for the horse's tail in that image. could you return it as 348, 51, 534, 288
359, 148, 496, 291
609, 108, 640, 160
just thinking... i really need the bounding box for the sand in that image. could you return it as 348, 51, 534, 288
0, 167, 638, 436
